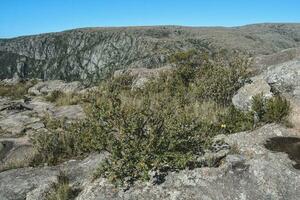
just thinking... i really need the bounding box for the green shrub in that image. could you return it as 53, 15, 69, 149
263, 95, 290, 123
107, 74, 135, 92
217, 106, 255, 134
31, 116, 80, 165
169, 50, 208, 87
93, 94, 217, 187
252, 94, 290, 123
252, 93, 266, 120
194, 64, 249, 106
46, 174, 79, 200
31, 126, 78, 165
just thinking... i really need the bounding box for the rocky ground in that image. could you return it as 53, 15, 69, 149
0, 48, 299, 199
0, 81, 86, 173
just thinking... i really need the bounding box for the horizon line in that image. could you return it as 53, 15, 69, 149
1, 22, 300, 39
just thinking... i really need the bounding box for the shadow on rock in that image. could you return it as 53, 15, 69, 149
265, 137, 300, 169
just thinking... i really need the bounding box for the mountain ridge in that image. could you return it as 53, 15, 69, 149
1, 23, 300, 82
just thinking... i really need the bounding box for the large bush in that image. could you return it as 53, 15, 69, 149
93, 94, 218, 187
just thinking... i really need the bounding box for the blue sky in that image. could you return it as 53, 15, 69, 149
0, 0, 300, 38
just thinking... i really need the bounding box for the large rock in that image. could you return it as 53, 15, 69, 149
61, 152, 109, 188
0, 167, 60, 200
261, 60, 300, 100
0, 111, 40, 136
233, 55, 300, 128
76, 124, 300, 200
257, 59, 300, 129
0, 97, 85, 136
28, 80, 84, 96
0, 144, 36, 172
232, 79, 273, 111
0, 152, 108, 200
0, 136, 35, 172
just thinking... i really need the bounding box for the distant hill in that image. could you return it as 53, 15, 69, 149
1, 23, 300, 82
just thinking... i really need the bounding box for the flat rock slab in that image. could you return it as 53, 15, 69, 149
0, 167, 60, 200
28, 80, 84, 96
0, 112, 40, 136
0, 153, 107, 200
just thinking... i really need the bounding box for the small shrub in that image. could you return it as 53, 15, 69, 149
46, 174, 79, 200
252, 94, 290, 124
264, 95, 290, 123
251, 93, 266, 120
218, 106, 254, 134
30, 117, 82, 165
45, 90, 64, 103
169, 50, 208, 87
107, 74, 135, 92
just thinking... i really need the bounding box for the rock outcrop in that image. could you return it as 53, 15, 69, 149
0, 91, 86, 172
232, 79, 273, 111
234, 55, 300, 128
0, 153, 108, 200
28, 80, 84, 96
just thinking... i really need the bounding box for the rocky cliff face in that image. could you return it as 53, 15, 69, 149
1, 23, 300, 82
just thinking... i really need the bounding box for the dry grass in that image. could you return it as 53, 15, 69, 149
0, 80, 38, 99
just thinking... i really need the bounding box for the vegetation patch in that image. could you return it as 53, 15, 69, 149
252, 94, 291, 125
30, 50, 290, 187
0, 80, 37, 99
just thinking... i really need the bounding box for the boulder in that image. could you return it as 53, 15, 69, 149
232, 79, 273, 111
261, 60, 300, 100
0, 145, 36, 171
257, 59, 300, 129
61, 152, 109, 188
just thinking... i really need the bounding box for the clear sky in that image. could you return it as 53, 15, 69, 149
1, 0, 300, 38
